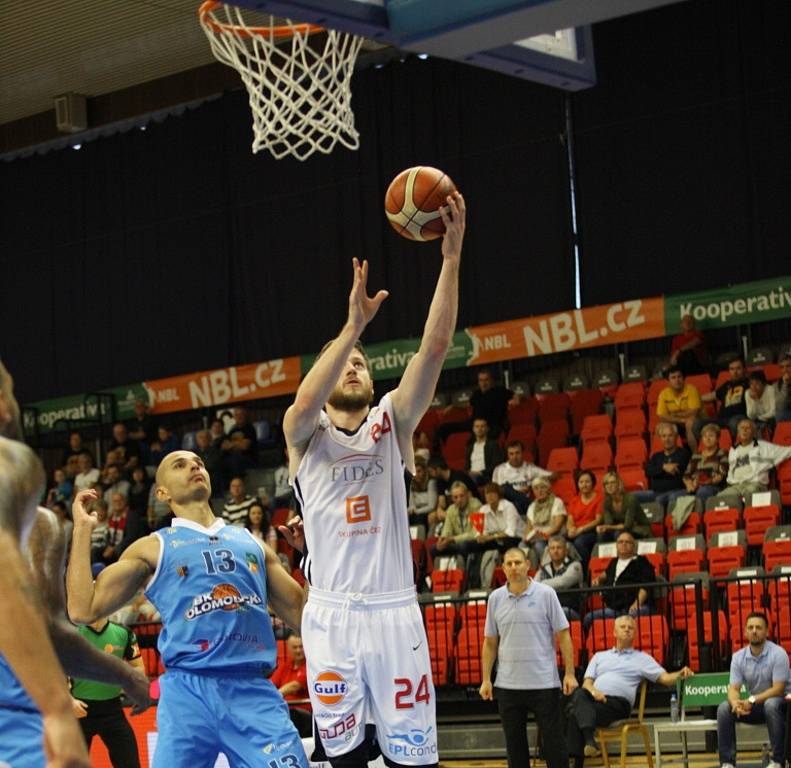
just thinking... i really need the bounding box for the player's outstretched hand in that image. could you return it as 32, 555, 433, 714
479, 680, 493, 701
125, 669, 154, 715
348, 258, 388, 331
42, 711, 91, 768
278, 516, 305, 553
439, 191, 465, 264
71, 490, 99, 529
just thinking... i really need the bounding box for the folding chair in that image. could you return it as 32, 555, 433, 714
596, 679, 654, 768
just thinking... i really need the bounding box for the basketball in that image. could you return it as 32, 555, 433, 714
384, 166, 458, 242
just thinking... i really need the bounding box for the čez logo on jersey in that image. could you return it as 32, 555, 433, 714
184, 583, 262, 620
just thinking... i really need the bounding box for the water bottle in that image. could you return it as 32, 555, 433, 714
670, 693, 679, 723
761, 743, 770, 768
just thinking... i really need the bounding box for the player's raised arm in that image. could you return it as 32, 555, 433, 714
67, 490, 157, 625
283, 257, 388, 454
391, 192, 465, 437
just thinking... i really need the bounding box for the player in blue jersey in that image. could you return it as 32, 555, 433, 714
0, 361, 151, 768
66, 450, 308, 768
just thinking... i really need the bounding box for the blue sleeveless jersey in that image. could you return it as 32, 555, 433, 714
0, 654, 37, 712
145, 518, 277, 674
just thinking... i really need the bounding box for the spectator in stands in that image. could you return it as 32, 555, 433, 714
74, 452, 100, 494
101, 493, 130, 564
465, 418, 504, 484
64, 453, 81, 481
745, 370, 776, 434
430, 481, 482, 559
715, 418, 791, 504
102, 463, 130, 504
597, 472, 652, 541
668, 314, 708, 375
195, 429, 224, 496
426, 456, 478, 530
109, 421, 142, 472
646, 423, 690, 509
61, 430, 92, 468
535, 535, 583, 619
565, 470, 603, 569
479, 547, 577, 768
223, 476, 259, 527
716, 611, 790, 768
567, 615, 694, 764
695, 357, 750, 441
273, 448, 294, 509
50, 500, 73, 549
523, 476, 567, 566
46, 467, 73, 507
244, 501, 277, 550
126, 397, 157, 444
270, 635, 311, 738
209, 417, 226, 446
221, 406, 258, 481
435, 368, 517, 446
584, 531, 656, 630
89, 500, 110, 564
127, 466, 151, 516
775, 355, 791, 422
492, 440, 552, 515
478, 482, 524, 588
148, 423, 180, 467
656, 366, 702, 447
408, 455, 437, 530
682, 423, 728, 500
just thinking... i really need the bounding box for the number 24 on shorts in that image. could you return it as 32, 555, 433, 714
394, 676, 430, 709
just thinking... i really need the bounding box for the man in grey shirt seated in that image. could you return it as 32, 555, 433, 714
566, 614, 693, 765
535, 535, 583, 619
479, 547, 578, 768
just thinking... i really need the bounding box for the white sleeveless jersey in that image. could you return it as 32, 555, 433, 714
294, 392, 413, 594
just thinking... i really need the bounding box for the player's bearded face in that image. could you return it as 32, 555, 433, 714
328, 378, 374, 412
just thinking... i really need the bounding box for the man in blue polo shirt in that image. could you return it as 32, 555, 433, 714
717, 611, 790, 768
566, 615, 693, 765
479, 547, 578, 768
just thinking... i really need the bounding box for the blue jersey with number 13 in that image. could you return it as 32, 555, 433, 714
145, 518, 277, 674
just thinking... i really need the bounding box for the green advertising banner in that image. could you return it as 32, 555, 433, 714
681, 673, 747, 707
665, 276, 791, 334
299, 331, 473, 380
23, 384, 149, 435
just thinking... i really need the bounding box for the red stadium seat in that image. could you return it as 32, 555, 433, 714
633, 614, 669, 664
547, 446, 579, 474
580, 414, 613, 445
620, 466, 649, 492
442, 432, 469, 471
707, 545, 746, 579
538, 393, 571, 422
552, 474, 577, 505
508, 397, 538, 426
585, 618, 617, 657
688, 610, 728, 671
424, 601, 457, 685
570, 389, 604, 436
669, 573, 710, 631
416, 408, 441, 444
664, 512, 701, 540
614, 382, 646, 410
614, 409, 647, 440
686, 374, 713, 396
647, 380, 668, 411
537, 420, 570, 465
506, 423, 537, 456
455, 599, 487, 685
580, 442, 613, 472
773, 422, 791, 446
432, 568, 465, 593
437, 404, 471, 427
556, 620, 584, 669
703, 507, 740, 539
615, 435, 648, 469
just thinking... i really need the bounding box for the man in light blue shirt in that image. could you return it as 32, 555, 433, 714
567, 615, 693, 765
479, 547, 578, 768
717, 611, 790, 768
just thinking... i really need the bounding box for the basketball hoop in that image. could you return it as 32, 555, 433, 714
198, 1, 364, 161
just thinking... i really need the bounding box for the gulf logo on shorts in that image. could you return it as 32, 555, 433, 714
314, 671, 348, 705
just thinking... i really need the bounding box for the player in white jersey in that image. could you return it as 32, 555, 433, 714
284, 191, 465, 768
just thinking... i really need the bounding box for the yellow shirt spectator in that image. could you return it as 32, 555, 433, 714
657, 382, 702, 418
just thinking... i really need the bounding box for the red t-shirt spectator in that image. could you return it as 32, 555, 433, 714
671, 329, 707, 368
566, 493, 603, 529
270, 656, 310, 711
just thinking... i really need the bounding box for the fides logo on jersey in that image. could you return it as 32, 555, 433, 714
313, 671, 349, 706
330, 454, 385, 484
385, 727, 437, 758
184, 583, 262, 620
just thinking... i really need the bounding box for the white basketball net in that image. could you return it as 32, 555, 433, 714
199, 2, 364, 160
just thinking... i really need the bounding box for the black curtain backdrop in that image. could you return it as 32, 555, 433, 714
572, 0, 791, 305
1, 57, 571, 403
2, 0, 789, 404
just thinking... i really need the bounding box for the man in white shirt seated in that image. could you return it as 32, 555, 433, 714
535, 536, 583, 619
745, 371, 776, 434
477, 483, 524, 588
566, 615, 693, 766
464, 418, 504, 485
715, 418, 791, 505
492, 440, 552, 515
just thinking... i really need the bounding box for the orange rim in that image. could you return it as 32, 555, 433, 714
198, 0, 324, 38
